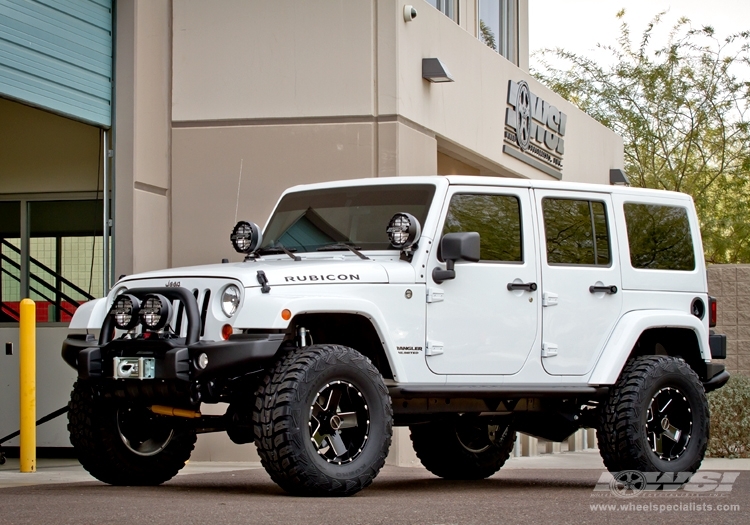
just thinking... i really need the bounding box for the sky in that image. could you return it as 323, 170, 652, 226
529, 0, 750, 65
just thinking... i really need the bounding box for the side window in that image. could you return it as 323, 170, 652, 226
623, 203, 695, 271
443, 194, 522, 262
543, 198, 610, 266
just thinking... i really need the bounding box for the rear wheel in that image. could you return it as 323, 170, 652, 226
68, 381, 196, 485
253, 345, 392, 497
597, 355, 709, 473
410, 415, 516, 480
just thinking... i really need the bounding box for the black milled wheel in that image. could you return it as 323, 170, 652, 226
597, 355, 709, 473
68, 381, 196, 485
253, 345, 392, 497
410, 416, 516, 480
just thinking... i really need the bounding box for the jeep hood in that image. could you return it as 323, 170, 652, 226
117, 258, 401, 289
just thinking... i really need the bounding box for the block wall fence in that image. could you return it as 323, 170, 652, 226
707, 264, 750, 377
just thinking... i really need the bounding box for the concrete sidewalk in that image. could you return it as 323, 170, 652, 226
1, 450, 749, 489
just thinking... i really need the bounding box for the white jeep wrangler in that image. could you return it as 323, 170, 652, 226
62, 176, 728, 496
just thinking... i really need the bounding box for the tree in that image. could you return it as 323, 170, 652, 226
480, 19, 497, 51
532, 11, 750, 263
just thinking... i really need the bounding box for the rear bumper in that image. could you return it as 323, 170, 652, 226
702, 362, 730, 393
62, 332, 284, 381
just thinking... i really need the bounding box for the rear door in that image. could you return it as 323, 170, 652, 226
534, 189, 623, 375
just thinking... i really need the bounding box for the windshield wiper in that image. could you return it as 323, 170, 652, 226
316, 243, 369, 260
257, 243, 301, 261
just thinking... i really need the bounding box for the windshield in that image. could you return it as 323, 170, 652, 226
261, 184, 436, 253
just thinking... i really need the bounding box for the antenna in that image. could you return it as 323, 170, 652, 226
234, 158, 243, 224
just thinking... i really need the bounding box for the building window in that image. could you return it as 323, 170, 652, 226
478, 0, 517, 64
0, 199, 103, 323
425, 0, 457, 22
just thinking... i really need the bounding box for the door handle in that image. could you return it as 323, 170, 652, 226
507, 282, 537, 292
589, 285, 618, 294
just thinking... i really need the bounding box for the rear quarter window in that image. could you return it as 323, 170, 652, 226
623, 203, 695, 271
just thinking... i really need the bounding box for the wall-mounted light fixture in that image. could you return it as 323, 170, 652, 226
422, 58, 454, 83
610, 168, 630, 186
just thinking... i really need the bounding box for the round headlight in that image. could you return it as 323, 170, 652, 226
221, 285, 241, 317
111, 294, 140, 330
231, 221, 262, 254
387, 212, 421, 249
139, 294, 172, 331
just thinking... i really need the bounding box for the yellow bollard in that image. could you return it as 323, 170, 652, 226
19, 298, 36, 473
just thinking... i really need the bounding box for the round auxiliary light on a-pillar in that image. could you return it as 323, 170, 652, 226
231, 221, 262, 254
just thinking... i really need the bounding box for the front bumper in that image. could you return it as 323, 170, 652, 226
62, 285, 284, 382
62, 332, 284, 382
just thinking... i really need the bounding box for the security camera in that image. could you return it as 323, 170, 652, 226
403, 5, 417, 22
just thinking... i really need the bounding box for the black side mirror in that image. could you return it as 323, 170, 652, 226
432, 232, 480, 284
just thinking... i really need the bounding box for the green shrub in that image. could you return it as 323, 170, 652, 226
706, 375, 750, 458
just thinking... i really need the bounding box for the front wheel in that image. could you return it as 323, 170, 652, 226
68, 381, 196, 485
410, 415, 516, 480
253, 345, 392, 497
597, 355, 709, 473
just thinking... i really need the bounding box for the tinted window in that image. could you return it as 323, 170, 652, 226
543, 198, 610, 266
443, 194, 522, 262
624, 203, 695, 271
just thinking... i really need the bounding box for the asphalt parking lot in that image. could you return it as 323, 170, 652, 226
1, 453, 748, 525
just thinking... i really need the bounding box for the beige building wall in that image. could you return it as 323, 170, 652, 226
114, 0, 172, 277
172, 1, 377, 122
171, 123, 379, 266
395, 1, 622, 182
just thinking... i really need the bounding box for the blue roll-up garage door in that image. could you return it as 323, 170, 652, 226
0, 0, 112, 127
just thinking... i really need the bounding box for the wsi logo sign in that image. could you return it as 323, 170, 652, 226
593, 471, 741, 499
504, 80, 566, 179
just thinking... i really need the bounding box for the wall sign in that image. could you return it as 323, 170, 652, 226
504, 80, 566, 179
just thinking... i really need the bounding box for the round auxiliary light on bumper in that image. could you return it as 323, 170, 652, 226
221, 285, 241, 317
139, 294, 172, 331
111, 294, 141, 330
231, 221, 262, 254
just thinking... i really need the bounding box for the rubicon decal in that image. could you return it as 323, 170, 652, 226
284, 274, 361, 282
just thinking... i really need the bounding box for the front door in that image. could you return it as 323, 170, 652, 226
534, 189, 623, 375
425, 187, 539, 375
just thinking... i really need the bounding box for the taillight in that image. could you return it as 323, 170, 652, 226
708, 296, 717, 327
